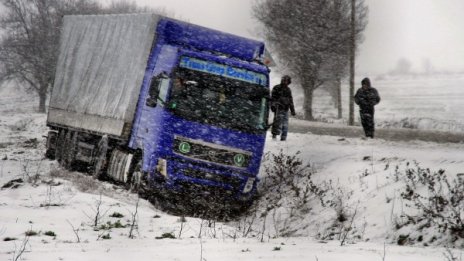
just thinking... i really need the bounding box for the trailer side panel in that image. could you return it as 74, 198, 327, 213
48, 14, 161, 139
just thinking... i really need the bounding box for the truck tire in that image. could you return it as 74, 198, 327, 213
129, 160, 143, 192
62, 131, 72, 169
128, 156, 152, 199
45, 131, 58, 160
54, 130, 66, 163
45, 149, 55, 160
63, 131, 78, 170
92, 136, 108, 178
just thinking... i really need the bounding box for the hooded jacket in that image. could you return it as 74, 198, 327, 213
354, 78, 381, 113
271, 84, 296, 115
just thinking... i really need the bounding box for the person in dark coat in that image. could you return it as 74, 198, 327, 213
271, 75, 296, 141
354, 77, 381, 138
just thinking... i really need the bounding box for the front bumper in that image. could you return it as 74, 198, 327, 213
151, 156, 258, 201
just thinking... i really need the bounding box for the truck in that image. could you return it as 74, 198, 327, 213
46, 14, 271, 211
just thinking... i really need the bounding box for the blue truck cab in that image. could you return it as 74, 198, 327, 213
46, 14, 270, 209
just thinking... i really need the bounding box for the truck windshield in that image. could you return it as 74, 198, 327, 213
169, 68, 269, 134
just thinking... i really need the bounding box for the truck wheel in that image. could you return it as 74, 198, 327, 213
45, 149, 55, 160
45, 131, 58, 160
130, 159, 153, 200
92, 136, 108, 178
63, 131, 78, 170
129, 160, 143, 192
62, 131, 72, 169
129, 159, 147, 194
54, 130, 66, 163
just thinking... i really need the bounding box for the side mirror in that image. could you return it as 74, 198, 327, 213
146, 72, 169, 108
146, 97, 158, 107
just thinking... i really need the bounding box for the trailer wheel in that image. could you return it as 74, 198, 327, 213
62, 131, 72, 169
54, 130, 66, 163
92, 136, 108, 178
45, 149, 55, 160
45, 131, 58, 160
63, 131, 78, 170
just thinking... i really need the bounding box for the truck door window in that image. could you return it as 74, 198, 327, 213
157, 78, 170, 107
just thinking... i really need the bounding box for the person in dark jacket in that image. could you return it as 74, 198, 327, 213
354, 77, 381, 138
271, 75, 296, 141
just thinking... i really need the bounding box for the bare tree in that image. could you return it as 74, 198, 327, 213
253, 0, 367, 121
348, 0, 356, 125
422, 58, 434, 75
67, 219, 81, 243
320, 54, 349, 119
0, 0, 169, 113
105, 0, 157, 14
128, 197, 140, 239
390, 57, 413, 75
103, 0, 175, 20
12, 234, 30, 261
0, 0, 103, 112
107, 0, 142, 13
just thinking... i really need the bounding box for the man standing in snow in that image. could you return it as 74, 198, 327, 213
354, 77, 381, 138
271, 75, 296, 141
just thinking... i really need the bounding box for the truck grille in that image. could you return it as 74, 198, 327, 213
181, 168, 242, 189
173, 136, 252, 168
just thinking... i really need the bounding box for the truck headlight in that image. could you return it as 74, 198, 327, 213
242, 177, 255, 193
156, 158, 168, 177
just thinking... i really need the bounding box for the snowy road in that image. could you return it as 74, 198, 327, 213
289, 118, 464, 143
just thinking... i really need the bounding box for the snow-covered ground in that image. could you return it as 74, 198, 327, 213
1, 78, 464, 260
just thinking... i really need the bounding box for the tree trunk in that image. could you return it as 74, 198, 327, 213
303, 82, 315, 121
336, 79, 342, 119
348, 0, 356, 126
38, 91, 47, 113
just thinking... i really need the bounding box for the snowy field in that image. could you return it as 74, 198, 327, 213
298, 73, 464, 133
1, 77, 464, 260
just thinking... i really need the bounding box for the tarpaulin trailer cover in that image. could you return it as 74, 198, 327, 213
48, 14, 161, 139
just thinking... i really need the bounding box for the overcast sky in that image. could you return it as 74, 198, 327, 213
116, 0, 464, 75
0, 0, 460, 75
1, 0, 461, 74
361, 0, 464, 74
